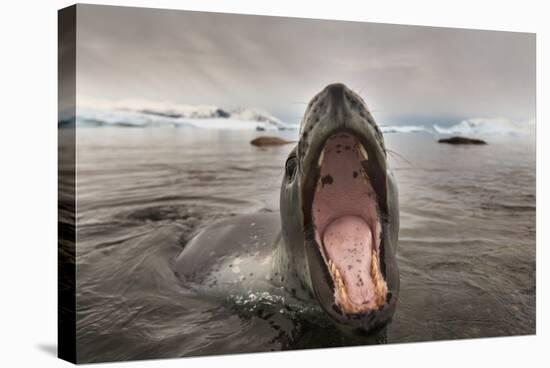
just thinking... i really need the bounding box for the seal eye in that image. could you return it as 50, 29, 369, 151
285, 156, 297, 182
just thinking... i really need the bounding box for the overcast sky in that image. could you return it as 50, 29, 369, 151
76, 4, 535, 125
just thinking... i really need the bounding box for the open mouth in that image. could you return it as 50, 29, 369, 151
310, 132, 387, 314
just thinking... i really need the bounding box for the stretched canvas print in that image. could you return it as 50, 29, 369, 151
58, 4, 536, 364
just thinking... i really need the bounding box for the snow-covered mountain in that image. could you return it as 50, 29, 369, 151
65, 99, 535, 138
140, 106, 289, 129
138, 105, 230, 119
71, 104, 294, 131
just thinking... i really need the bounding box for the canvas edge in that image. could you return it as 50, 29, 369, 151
58, 3, 77, 364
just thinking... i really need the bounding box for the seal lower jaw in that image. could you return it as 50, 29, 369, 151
310, 133, 387, 315
325, 218, 388, 313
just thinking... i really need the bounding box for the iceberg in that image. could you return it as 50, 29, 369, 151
71, 105, 296, 131
68, 101, 534, 138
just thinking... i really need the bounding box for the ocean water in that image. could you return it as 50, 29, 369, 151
70, 127, 535, 363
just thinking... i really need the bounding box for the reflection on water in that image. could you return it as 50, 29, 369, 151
71, 128, 535, 363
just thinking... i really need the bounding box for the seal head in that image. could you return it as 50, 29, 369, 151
280, 83, 400, 333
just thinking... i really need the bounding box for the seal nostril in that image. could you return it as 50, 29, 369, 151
326, 83, 347, 106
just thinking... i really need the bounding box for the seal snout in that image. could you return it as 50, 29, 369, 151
300, 83, 380, 145
325, 83, 347, 107
321, 83, 352, 125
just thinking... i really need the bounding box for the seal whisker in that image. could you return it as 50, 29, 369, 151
386, 149, 414, 167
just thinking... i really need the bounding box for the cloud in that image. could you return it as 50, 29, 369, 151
75, 4, 535, 125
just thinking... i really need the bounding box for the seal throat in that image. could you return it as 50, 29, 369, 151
312, 133, 387, 314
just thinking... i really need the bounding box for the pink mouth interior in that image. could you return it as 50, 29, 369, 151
312, 133, 382, 310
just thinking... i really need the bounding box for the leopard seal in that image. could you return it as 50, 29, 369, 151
175, 83, 400, 334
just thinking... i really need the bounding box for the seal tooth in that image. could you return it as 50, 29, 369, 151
318, 148, 325, 167
328, 248, 388, 313
339, 280, 348, 302
330, 260, 353, 309
358, 144, 369, 161
361, 168, 370, 184
329, 261, 342, 292
376, 221, 382, 239
334, 266, 347, 301
370, 248, 388, 307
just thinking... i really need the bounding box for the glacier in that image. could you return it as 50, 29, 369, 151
67, 104, 535, 138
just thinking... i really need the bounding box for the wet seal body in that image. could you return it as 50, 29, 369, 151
175, 83, 400, 335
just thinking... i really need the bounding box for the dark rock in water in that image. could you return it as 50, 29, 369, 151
438, 136, 487, 145
250, 136, 293, 146
256, 125, 266, 131
215, 108, 230, 118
